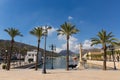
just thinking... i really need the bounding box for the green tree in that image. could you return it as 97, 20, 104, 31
91, 29, 118, 70
116, 50, 120, 56
106, 51, 112, 61
4, 27, 23, 70
57, 22, 79, 70
30, 27, 43, 70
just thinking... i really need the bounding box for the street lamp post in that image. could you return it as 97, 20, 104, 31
5, 50, 8, 64
49, 44, 56, 69
42, 25, 52, 74
108, 45, 117, 70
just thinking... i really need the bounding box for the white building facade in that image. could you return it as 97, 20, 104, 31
25, 50, 42, 63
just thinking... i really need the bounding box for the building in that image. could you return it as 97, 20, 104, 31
87, 51, 102, 60
25, 50, 42, 63
83, 49, 102, 60
83, 45, 120, 61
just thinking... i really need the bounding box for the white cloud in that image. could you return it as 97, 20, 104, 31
58, 35, 66, 40
41, 26, 57, 35
70, 36, 77, 42
55, 38, 101, 53
69, 37, 79, 52
56, 36, 80, 53
61, 43, 66, 49
48, 27, 57, 35
53, 36, 102, 53
55, 48, 63, 53
68, 16, 73, 20
58, 35, 77, 42
82, 40, 93, 49
82, 40, 101, 49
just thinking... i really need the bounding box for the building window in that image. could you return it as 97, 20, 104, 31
28, 54, 31, 56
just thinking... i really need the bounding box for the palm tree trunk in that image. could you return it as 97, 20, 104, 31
7, 40, 14, 70
42, 35, 47, 74
66, 36, 69, 71
35, 39, 40, 70
103, 45, 107, 70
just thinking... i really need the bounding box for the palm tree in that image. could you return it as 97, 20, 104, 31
30, 27, 43, 70
57, 22, 79, 70
91, 29, 118, 70
4, 27, 23, 70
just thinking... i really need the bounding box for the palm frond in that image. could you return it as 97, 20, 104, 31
30, 27, 43, 39
91, 29, 119, 48
4, 27, 23, 39
57, 22, 79, 37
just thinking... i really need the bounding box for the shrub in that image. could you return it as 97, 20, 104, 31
2, 64, 7, 69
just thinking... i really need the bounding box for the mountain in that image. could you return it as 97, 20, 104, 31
59, 50, 75, 56
0, 39, 59, 57
0, 39, 37, 51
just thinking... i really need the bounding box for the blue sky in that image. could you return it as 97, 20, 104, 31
0, 0, 120, 53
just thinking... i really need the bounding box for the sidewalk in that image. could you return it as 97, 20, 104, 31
87, 60, 120, 69
0, 69, 120, 80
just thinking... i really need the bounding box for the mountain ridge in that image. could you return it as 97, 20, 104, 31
0, 39, 59, 57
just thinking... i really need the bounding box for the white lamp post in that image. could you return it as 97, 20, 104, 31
42, 25, 52, 74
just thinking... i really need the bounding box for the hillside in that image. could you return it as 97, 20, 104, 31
0, 39, 59, 57
59, 50, 76, 56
